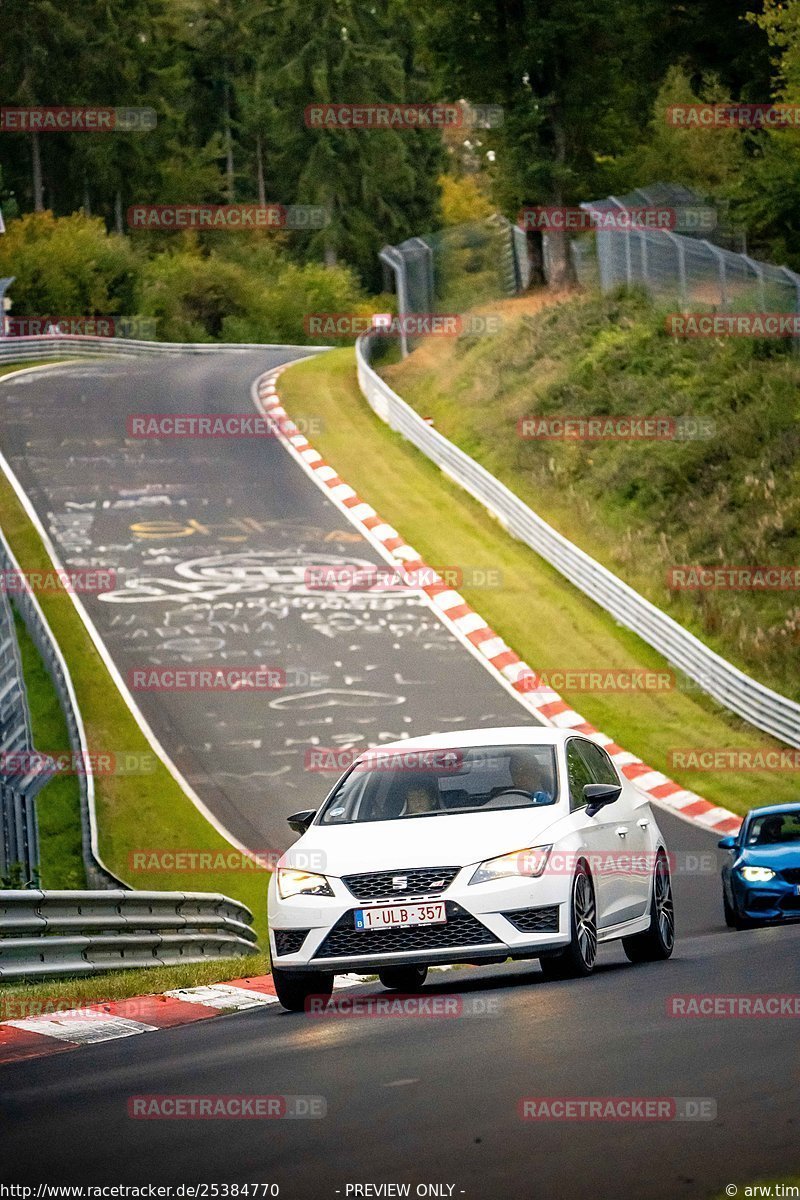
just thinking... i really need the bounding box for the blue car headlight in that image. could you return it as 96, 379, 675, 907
739, 866, 776, 883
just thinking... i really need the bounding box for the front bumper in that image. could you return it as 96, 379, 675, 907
269, 868, 572, 974
732, 875, 800, 922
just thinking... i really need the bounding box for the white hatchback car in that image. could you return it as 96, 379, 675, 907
268, 727, 674, 1011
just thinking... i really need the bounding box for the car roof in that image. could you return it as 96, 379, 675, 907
372, 726, 580, 753
745, 802, 800, 819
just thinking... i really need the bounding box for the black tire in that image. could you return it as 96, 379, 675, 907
378, 965, 429, 991
271, 966, 333, 1013
539, 863, 597, 980
622, 851, 675, 963
722, 888, 738, 929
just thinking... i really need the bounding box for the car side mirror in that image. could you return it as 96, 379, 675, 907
287, 809, 316, 835
717, 835, 737, 850
584, 783, 622, 818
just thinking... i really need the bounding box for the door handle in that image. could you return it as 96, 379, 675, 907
637, 819, 650, 829
615, 826, 628, 838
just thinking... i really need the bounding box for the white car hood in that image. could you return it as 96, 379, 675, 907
280, 806, 567, 876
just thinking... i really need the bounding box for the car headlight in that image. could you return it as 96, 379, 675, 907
277, 868, 334, 899
739, 865, 776, 883
469, 845, 552, 886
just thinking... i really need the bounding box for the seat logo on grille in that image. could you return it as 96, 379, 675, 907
392, 876, 408, 890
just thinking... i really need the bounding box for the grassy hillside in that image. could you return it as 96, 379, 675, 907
383, 289, 800, 704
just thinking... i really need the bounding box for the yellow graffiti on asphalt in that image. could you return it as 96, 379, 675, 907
129, 517, 362, 543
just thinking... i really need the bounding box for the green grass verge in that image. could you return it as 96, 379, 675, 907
0, 437, 269, 944
0, 361, 66, 379
0, 952, 269, 1014
11, 608, 86, 889
279, 349, 799, 818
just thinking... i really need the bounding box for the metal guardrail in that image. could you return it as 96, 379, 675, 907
0, 527, 123, 889
0, 889, 258, 979
356, 332, 800, 749
0, 335, 332, 362
0, 563, 55, 883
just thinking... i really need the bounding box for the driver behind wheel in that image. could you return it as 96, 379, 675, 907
507, 751, 554, 805
403, 775, 442, 815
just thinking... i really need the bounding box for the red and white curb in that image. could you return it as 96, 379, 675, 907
0, 968, 462, 1066
252, 367, 742, 840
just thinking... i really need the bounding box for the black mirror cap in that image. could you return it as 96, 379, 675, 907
287, 809, 317, 835
584, 782, 622, 818
718, 835, 737, 850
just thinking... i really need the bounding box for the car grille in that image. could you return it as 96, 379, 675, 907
341, 866, 461, 901
781, 868, 800, 885
780, 895, 800, 912
503, 905, 560, 933
273, 928, 310, 956
313, 902, 501, 959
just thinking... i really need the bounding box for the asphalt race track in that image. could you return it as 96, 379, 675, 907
0, 352, 536, 853
1, 353, 798, 1197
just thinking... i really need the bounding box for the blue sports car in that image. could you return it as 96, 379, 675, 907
719, 802, 800, 929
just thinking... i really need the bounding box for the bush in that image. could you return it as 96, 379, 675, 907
0, 214, 373, 344
0, 212, 137, 317
136, 246, 369, 344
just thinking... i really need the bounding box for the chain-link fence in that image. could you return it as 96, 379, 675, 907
572, 185, 800, 317
380, 216, 530, 355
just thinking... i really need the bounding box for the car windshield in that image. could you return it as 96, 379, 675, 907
745, 811, 800, 846
317, 744, 559, 825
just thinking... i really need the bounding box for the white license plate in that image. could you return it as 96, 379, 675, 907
354, 902, 447, 930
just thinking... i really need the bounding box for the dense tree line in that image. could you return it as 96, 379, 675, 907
1, 0, 798, 288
